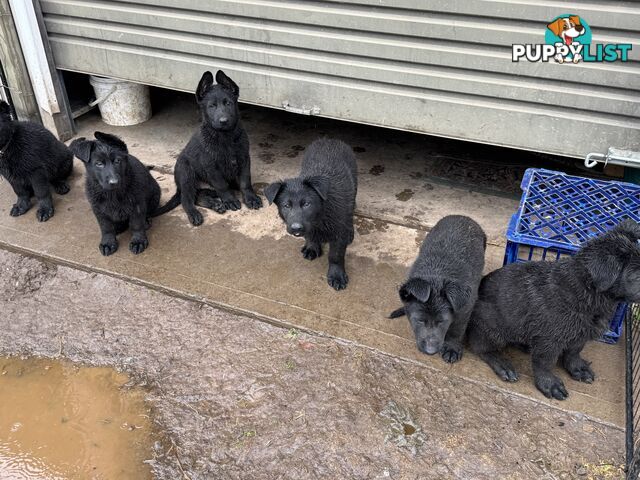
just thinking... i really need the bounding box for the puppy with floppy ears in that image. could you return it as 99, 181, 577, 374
0, 100, 73, 222
265, 138, 357, 291
70, 132, 161, 256
154, 70, 262, 226
389, 215, 486, 362
468, 219, 640, 400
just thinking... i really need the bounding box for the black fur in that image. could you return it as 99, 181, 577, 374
70, 132, 161, 256
467, 219, 640, 400
0, 100, 73, 221
265, 138, 357, 291
154, 70, 262, 226
389, 215, 486, 362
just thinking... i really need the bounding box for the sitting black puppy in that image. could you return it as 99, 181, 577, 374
468, 219, 640, 400
265, 138, 357, 291
389, 215, 486, 362
70, 132, 160, 256
0, 100, 73, 221
154, 70, 262, 226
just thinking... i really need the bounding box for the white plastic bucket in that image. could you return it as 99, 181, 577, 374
89, 76, 151, 126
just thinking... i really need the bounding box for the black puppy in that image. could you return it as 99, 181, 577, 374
389, 215, 486, 362
265, 138, 357, 291
154, 70, 262, 226
70, 132, 160, 256
468, 219, 640, 400
0, 100, 73, 221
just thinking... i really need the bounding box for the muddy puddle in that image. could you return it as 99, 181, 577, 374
0, 357, 153, 479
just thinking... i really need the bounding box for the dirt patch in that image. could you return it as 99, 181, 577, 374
258, 152, 275, 164
0, 249, 623, 479
395, 189, 414, 202
0, 357, 154, 479
354, 216, 389, 236
369, 165, 385, 176
0, 254, 57, 301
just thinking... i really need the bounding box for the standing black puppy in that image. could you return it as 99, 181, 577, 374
70, 132, 160, 256
154, 70, 262, 226
389, 215, 486, 362
0, 100, 73, 221
468, 220, 640, 400
265, 138, 357, 291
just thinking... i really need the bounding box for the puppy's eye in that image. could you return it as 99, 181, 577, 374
302, 201, 311, 208
95, 162, 104, 168
223, 99, 229, 106
113, 158, 120, 165
283, 203, 292, 209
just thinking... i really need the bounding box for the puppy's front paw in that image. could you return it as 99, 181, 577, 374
36, 205, 54, 222
99, 239, 119, 256
129, 237, 149, 255
53, 182, 70, 195
441, 343, 463, 364
244, 192, 263, 210
187, 210, 203, 226
327, 266, 348, 291
10, 203, 30, 217
536, 376, 568, 400
301, 244, 322, 261
223, 197, 241, 211
569, 364, 595, 384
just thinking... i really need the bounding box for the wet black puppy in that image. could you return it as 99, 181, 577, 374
0, 100, 73, 221
70, 132, 160, 256
265, 138, 357, 291
154, 70, 262, 226
389, 215, 486, 362
468, 219, 640, 400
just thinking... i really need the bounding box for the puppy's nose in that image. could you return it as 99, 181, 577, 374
108, 178, 119, 185
290, 223, 304, 236
219, 117, 228, 125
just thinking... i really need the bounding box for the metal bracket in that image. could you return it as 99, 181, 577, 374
282, 101, 320, 116
585, 147, 640, 169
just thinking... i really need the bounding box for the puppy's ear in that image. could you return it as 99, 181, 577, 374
547, 18, 563, 37
388, 307, 406, 319
400, 278, 431, 303
304, 176, 330, 202
444, 280, 472, 312
586, 254, 623, 293
94, 132, 128, 153
569, 15, 582, 28
215, 70, 239, 97
0, 100, 11, 117
264, 181, 284, 205
196, 71, 214, 103
69, 138, 94, 164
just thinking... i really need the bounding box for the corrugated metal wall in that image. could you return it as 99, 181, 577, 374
39, 0, 639, 158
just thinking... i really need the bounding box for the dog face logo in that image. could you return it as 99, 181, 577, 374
547, 16, 585, 45
546, 15, 589, 63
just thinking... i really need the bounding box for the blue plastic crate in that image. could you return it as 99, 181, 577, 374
504, 168, 640, 344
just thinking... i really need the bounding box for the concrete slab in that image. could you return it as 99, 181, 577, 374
0, 165, 625, 427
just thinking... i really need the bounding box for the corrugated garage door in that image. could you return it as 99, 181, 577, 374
39, 0, 639, 158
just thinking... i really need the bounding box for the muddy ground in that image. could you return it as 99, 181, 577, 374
0, 249, 624, 479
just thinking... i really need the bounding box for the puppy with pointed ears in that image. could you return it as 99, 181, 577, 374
467, 219, 640, 400
0, 100, 73, 222
70, 132, 160, 256
265, 138, 357, 291
154, 70, 262, 226
389, 215, 486, 363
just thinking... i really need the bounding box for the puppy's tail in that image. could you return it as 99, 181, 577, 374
388, 307, 406, 319
152, 191, 181, 217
